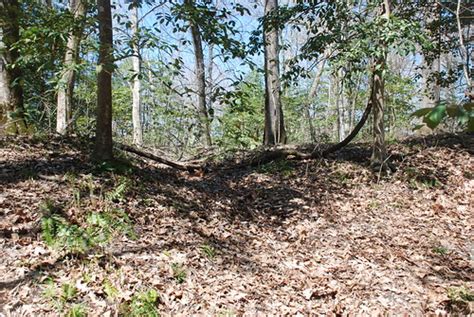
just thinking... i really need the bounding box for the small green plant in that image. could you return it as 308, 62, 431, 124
447, 285, 474, 303
77, 175, 97, 198
102, 278, 119, 300
64, 171, 78, 184
41, 207, 136, 254
41, 213, 89, 253
432, 246, 449, 255
94, 158, 134, 175
334, 171, 350, 184
200, 243, 217, 260
60, 283, 78, 302
43, 279, 83, 314
171, 263, 186, 284
258, 160, 294, 176
39, 199, 61, 215
65, 304, 87, 317
368, 200, 380, 210
447, 285, 474, 313
121, 289, 160, 317
105, 176, 131, 202
86, 208, 137, 243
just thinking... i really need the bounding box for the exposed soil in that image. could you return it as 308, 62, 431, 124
1, 134, 473, 316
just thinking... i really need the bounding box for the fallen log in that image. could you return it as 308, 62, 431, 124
118, 72, 375, 171
238, 71, 376, 167
116, 143, 202, 172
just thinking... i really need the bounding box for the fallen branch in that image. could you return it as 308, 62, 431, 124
237, 71, 376, 167
117, 72, 375, 171
116, 143, 202, 172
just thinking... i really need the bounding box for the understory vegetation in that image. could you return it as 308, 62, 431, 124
1, 134, 473, 315
0, 0, 473, 315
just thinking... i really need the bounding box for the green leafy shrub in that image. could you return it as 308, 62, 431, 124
41, 214, 89, 253
41, 200, 135, 253
200, 243, 217, 260
102, 279, 119, 300
171, 263, 186, 284
447, 285, 474, 313
65, 305, 87, 317
258, 160, 295, 176
412, 101, 474, 132
121, 289, 160, 317
105, 176, 131, 202
43, 279, 85, 315
432, 246, 448, 255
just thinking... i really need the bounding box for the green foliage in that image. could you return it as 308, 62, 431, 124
171, 263, 186, 284
121, 289, 160, 317
65, 305, 87, 317
102, 279, 119, 300
258, 160, 294, 177
41, 213, 89, 253
200, 243, 217, 260
41, 199, 135, 253
93, 158, 134, 175
405, 167, 441, 189
432, 246, 448, 255
412, 102, 473, 132
43, 279, 84, 315
217, 71, 264, 149
447, 285, 474, 306
105, 176, 131, 202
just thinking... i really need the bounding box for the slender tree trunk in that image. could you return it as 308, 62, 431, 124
422, 2, 441, 108
370, 0, 391, 169
456, 0, 472, 93
304, 58, 326, 142
0, 0, 27, 135
94, 0, 114, 160
336, 69, 346, 142
185, 0, 212, 147
263, 0, 286, 145
56, 0, 86, 135
131, 1, 143, 146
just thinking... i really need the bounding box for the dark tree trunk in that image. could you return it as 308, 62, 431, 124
263, 0, 286, 145
94, 0, 114, 160
0, 0, 27, 135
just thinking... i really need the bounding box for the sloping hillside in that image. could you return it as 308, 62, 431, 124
1, 134, 473, 315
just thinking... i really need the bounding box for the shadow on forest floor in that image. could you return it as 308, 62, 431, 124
0, 132, 473, 315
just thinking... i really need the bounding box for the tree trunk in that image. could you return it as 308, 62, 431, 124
263, 0, 286, 145
94, 0, 114, 161
131, 1, 143, 146
336, 69, 346, 142
456, 0, 472, 93
56, 0, 86, 135
0, 0, 27, 135
304, 57, 326, 142
370, 0, 391, 169
186, 0, 212, 148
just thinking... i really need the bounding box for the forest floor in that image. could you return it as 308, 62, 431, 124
0, 134, 473, 316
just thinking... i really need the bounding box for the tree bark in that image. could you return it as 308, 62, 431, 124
370, 0, 391, 169
131, 1, 143, 146
263, 0, 286, 145
304, 58, 326, 142
56, 0, 86, 135
0, 0, 27, 135
185, 0, 212, 148
456, 0, 472, 93
94, 0, 114, 161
